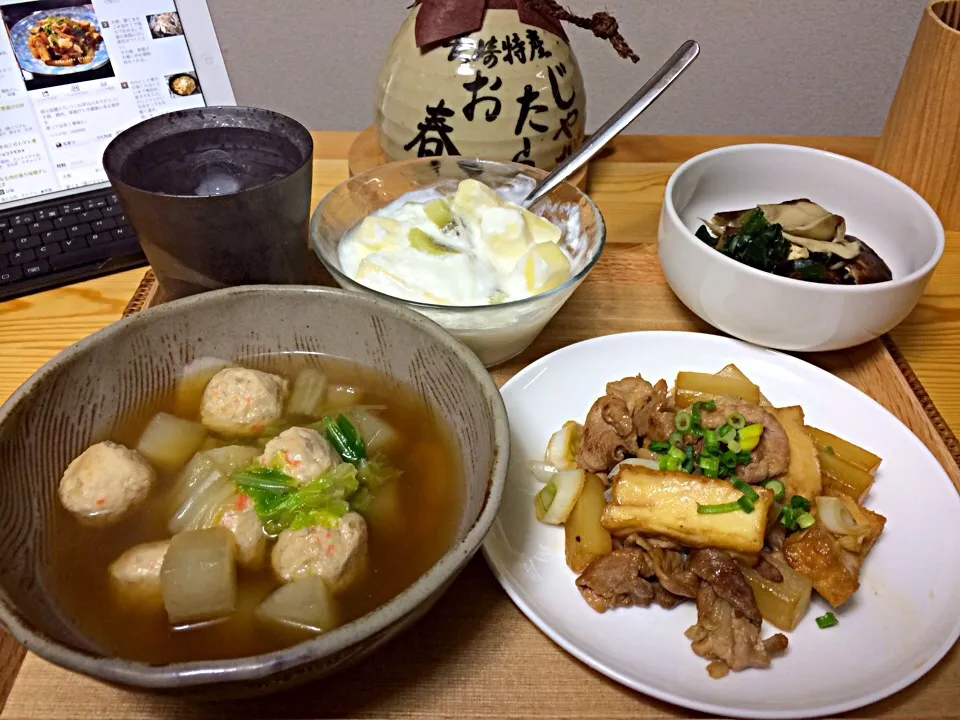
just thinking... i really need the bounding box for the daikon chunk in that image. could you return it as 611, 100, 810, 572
136, 412, 207, 473
161, 528, 236, 626
255, 577, 338, 633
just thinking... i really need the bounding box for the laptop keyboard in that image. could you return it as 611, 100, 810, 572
0, 189, 146, 300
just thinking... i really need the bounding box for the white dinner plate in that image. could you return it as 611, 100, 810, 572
482, 332, 960, 718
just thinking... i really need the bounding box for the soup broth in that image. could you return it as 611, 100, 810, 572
48, 354, 463, 664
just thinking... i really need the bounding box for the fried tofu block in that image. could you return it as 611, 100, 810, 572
601, 467, 773, 553
783, 522, 856, 608
770, 406, 822, 500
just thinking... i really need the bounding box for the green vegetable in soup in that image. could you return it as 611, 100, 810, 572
357, 456, 401, 489
233, 462, 363, 535
321, 414, 366, 464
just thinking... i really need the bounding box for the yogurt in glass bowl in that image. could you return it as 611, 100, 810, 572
310, 158, 606, 367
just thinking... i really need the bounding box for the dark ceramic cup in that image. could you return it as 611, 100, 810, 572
103, 106, 322, 300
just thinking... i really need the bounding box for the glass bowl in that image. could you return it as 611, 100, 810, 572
309, 158, 606, 367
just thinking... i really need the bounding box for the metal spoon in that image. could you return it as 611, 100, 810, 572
522, 39, 700, 207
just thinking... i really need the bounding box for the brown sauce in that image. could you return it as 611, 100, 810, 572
47, 354, 463, 665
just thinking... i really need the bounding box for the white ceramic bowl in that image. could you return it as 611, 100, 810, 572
658, 144, 945, 351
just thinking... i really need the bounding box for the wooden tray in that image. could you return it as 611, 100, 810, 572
3, 156, 959, 717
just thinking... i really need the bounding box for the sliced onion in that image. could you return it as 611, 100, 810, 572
545, 421, 582, 471
169, 470, 226, 534
608, 457, 660, 479
205, 445, 260, 474
169, 445, 258, 513
535, 469, 585, 525
527, 460, 558, 484
287, 368, 328, 418
816, 496, 859, 535
185, 478, 235, 532
169, 453, 218, 510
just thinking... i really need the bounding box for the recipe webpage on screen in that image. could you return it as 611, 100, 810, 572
0, 0, 206, 204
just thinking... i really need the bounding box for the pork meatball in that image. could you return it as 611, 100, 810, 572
200, 368, 288, 437
271, 512, 368, 589
58, 441, 155, 526
258, 426, 338, 485
109, 540, 169, 599
219, 493, 267, 569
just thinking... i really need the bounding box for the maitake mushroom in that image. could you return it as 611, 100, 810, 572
703, 199, 892, 285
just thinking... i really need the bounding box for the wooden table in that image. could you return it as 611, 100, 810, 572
0, 133, 958, 719
0, 134, 956, 430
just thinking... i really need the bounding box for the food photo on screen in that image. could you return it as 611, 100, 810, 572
1, 0, 113, 91
146, 11, 181, 39
166, 70, 198, 98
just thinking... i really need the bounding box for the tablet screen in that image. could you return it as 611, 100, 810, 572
0, 0, 206, 204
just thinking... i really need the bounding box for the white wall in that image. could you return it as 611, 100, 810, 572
206, 0, 927, 135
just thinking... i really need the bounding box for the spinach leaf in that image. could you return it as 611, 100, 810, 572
710, 208, 790, 272
695, 225, 718, 247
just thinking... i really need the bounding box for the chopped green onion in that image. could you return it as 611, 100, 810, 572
648, 441, 671, 454
691, 402, 703, 428
669, 431, 684, 447
717, 423, 732, 438
675, 412, 693, 432
231, 466, 297, 493
736, 450, 753, 465
719, 428, 738, 446
727, 413, 747, 429
700, 400, 717, 411
816, 612, 839, 629
323, 414, 366, 464
699, 455, 720, 475
534, 483, 558, 520
665, 456, 682, 472
779, 507, 797, 528
739, 423, 764, 441
731, 478, 759, 501
796, 512, 815, 529
658, 454, 670, 471
668, 446, 685, 461
682, 445, 696, 473
737, 495, 756, 513
704, 429, 719, 452
790, 495, 812, 511
763, 479, 786, 502
697, 501, 741, 515
727, 439, 742, 453
720, 450, 738, 468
